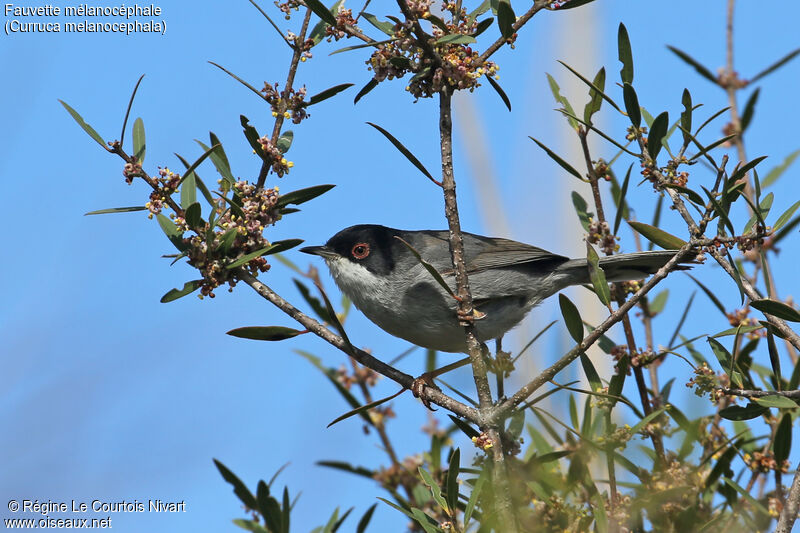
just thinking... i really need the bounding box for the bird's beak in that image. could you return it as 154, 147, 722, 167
300, 245, 339, 259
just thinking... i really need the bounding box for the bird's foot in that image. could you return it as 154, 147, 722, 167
411, 373, 441, 411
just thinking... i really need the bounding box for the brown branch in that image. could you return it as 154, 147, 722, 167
235, 269, 482, 424
720, 388, 800, 399
257, 8, 314, 189
776, 461, 800, 533
478, 0, 552, 64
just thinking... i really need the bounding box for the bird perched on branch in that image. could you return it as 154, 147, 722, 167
302, 224, 692, 353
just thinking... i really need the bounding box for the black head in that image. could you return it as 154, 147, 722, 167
300, 224, 401, 276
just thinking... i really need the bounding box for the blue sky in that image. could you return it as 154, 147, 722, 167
2, 1, 800, 531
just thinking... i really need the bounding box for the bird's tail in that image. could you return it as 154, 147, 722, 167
554, 250, 691, 285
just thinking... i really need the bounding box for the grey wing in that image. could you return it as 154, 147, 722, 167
414, 230, 569, 273
462, 234, 570, 273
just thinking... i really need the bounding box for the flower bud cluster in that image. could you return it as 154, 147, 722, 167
586, 218, 619, 254
274, 0, 300, 19
257, 136, 295, 177
262, 82, 309, 125
743, 451, 789, 474
324, 6, 357, 41
367, 8, 499, 100
183, 181, 282, 298
145, 167, 182, 217
123, 157, 142, 184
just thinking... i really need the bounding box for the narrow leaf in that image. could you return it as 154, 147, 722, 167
497, 0, 515, 39
719, 403, 767, 421
132, 117, 146, 162
160, 280, 202, 303
305, 0, 338, 26
750, 299, 800, 322
367, 122, 439, 186
617, 23, 633, 84
276, 184, 335, 208
647, 111, 669, 160
59, 99, 107, 149
486, 75, 511, 111
740, 88, 760, 133
750, 47, 800, 83
627, 221, 687, 249
354, 78, 379, 104
667, 46, 718, 84
227, 326, 305, 341
309, 83, 354, 106
85, 206, 146, 215
622, 83, 641, 128
586, 242, 610, 306
613, 164, 632, 235
763, 149, 800, 188
559, 294, 584, 344
530, 137, 583, 180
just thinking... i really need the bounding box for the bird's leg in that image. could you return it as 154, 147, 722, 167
411, 356, 471, 409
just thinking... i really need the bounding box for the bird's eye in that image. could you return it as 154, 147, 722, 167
351, 242, 370, 259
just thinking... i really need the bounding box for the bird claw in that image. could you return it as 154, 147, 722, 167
411, 373, 441, 411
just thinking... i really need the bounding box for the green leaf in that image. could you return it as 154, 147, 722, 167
209, 62, 269, 103
295, 350, 372, 426
227, 326, 305, 341
225, 240, 303, 270
740, 88, 760, 133
418, 468, 449, 514
700, 186, 735, 236
750, 47, 800, 83
719, 403, 768, 421
181, 173, 197, 209
557, 61, 621, 115
530, 137, 584, 180
445, 448, 460, 515
743, 191, 773, 234
680, 89, 693, 147
361, 12, 394, 35
583, 67, 606, 124
276, 131, 293, 153
197, 135, 236, 188
617, 23, 633, 84
85, 206, 147, 215
305, 0, 338, 26
354, 78, 379, 104
647, 111, 669, 160
750, 299, 800, 322
330, 38, 396, 56
317, 461, 374, 480
774, 413, 792, 464
119, 74, 145, 149
435, 33, 477, 45
160, 280, 202, 303
240, 115, 264, 156
463, 470, 485, 528
309, 83, 354, 106
763, 149, 800, 188
156, 214, 187, 251
59, 99, 107, 149
628, 406, 667, 436
553, 0, 597, 9
586, 242, 610, 307
213, 459, 258, 511
473, 16, 494, 37
753, 395, 797, 409
327, 389, 403, 428
486, 75, 511, 111
293, 279, 334, 324
666, 46, 718, 84
233, 518, 270, 532
276, 184, 335, 208
627, 221, 686, 249
497, 0, 515, 39
571, 191, 593, 231
773, 200, 800, 231
356, 504, 377, 533
367, 122, 439, 185
730, 155, 768, 185
448, 414, 480, 439
132, 117, 146, 162
559, 294, 584, 344
612, 164, 632, 236
649, 289, 669, 315
580, 352, 603, 393
622, 83, 641, 128
546, 73, 578, 130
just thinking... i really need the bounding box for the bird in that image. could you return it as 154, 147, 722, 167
301, 224, 691, 354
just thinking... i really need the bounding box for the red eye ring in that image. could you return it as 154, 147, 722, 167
351, 242, 370, 259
